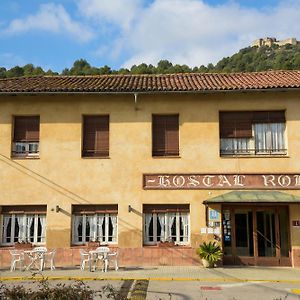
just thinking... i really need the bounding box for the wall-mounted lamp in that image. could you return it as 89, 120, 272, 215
128, 205, 132, 213
55, 205, 60, 213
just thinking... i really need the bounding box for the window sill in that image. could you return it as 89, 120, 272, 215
11, 155, 40, 160
71, 244, 118, 249
143, 244, 191, 248
220, 154, 289, 159
152, 156, 181, 159
81, 156, 110, 159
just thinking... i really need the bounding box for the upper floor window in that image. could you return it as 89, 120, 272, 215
82, 115, 109, 158
152, 115, 179, 157
1, 206, 46, 246
12, 116, 40, 158
220, 111, 286, 156
143, 204, 189, 246
72, 205, 117, 245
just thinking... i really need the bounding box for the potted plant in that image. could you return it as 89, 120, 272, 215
196, 241, 222, 268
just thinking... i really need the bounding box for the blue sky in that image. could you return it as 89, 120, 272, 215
0, 0, 299, 72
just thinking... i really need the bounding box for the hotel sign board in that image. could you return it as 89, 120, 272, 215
143, 174, 300, 190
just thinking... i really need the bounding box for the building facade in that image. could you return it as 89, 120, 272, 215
1, 71, 300, 267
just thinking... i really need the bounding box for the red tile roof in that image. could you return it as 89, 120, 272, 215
0, 70, 300, 93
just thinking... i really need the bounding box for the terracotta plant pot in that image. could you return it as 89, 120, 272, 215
202, 259, 213, 268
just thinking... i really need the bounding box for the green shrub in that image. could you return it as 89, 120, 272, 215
196, 241, 222, 267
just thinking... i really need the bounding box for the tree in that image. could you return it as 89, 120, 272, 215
6, 66, 24, 78
0, 67, 7, 78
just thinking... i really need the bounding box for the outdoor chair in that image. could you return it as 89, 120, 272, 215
44, 249, 56, 270
9, 249, 25, 271
95, 247, 110, 272
79, 249, 91, 270
107, 250, 118, 271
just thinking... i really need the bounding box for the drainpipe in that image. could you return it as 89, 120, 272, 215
134, 93, 138, 110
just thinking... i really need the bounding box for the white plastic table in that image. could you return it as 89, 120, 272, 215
23, 249, 47, 271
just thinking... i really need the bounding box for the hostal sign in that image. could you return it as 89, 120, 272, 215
143, 174, 300, 190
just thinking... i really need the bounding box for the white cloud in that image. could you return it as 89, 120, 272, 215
79, 0, 300, 67
77, 0, 142, 30
2, 3, 94, 43
0, 53, 26, 69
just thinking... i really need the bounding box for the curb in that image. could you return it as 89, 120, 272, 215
1, 276, 300, 283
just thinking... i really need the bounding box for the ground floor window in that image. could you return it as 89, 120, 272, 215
72, 205, 118, 245
143, 204, 190, 245
1, 212, 46, 246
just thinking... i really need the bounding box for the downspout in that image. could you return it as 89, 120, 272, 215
134, 93, 138, 110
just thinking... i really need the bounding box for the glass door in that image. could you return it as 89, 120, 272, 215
256, 210, 276, 257
222, 205, 291, 266
235, 211, 253, 257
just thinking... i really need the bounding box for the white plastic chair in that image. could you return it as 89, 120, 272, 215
33, 246, 48, 271
95, 247, 110, 272
79, 249, 91, 270
9, 250, 24, 271
107, 251, 118, 271
33, 246, 47, 252
44, 249, 56, 270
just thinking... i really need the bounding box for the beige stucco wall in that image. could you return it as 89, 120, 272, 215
0, 91, 300, 250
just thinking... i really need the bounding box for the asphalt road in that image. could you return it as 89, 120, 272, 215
146, 281, 300, 300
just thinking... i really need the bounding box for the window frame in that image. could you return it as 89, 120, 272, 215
219, 111, 287, 157
82, 115, 110, 158
143, 211, 190, 246
11, 116, 40, 158
1, 213, 46, 246
72, 213, 118, 245
152, 114, 180, 157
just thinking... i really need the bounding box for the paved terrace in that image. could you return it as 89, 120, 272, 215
1, 266, 300, 282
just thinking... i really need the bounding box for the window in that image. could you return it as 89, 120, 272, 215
1, 206, 46, 246
143, 205, 189, 245
220, 111, 286, 156
12, 116, 40, 157
152, 115, 179, 156
82, 115, 109, 157
72, 205, 117, 245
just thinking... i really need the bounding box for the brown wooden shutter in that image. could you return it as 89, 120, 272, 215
220, 112, 252, 138
152, 115, 179, 156
14, 116, 40, 142
82, 115, 109, 157
253, 111, 285, 123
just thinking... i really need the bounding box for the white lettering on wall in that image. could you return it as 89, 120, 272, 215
294, 175, 300, 186
187, 175, 200, 187
262, 175, 276, 186
158, 175, 171, 187
217, 175, 232, 187
202, 175, 215, 187
278, 175, 291, 187
233, 175, 246, 187
173, 175, 185, 187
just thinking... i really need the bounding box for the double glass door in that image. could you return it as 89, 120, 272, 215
222, 206, 290, 266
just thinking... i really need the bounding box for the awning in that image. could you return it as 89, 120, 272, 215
203, 191, 300, 204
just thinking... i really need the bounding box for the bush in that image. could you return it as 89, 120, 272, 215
196, 241, 222, 268
0, 279, 128, 300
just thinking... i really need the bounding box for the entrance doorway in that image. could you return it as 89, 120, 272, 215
222, 205, 291, 266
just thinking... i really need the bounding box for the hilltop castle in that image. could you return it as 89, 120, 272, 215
252, 37, 299, 48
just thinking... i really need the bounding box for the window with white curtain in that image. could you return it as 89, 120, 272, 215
144, 212, 189, 245
220, 111, 286, 156
1, 214, 46, 246
254, 123, 285, 154
72, 214, 117, 245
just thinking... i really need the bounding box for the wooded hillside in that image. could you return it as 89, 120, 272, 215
1, 44, 299, 78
